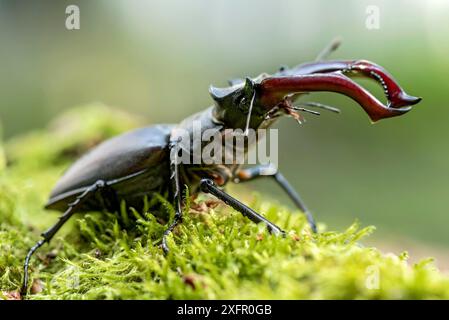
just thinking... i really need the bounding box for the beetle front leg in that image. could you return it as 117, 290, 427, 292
161, 141, 184, 254
200, 178, 285, 236
235, 165, 317, 233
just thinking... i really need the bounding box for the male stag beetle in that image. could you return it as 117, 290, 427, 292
21, 40, 421, 295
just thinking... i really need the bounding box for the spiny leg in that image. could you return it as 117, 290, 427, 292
161, 141, 184, 254
235, 165, 317, 233
200, 178, 285, 235
21, 180, 107, 296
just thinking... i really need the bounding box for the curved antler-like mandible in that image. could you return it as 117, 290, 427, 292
260, 60, 421, 121
259, 72, 419, 122
276, 60, 421, 111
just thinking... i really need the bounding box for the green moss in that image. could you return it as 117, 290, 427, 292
1, 104, 449, 300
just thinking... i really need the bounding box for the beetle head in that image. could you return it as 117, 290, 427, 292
209, 77, 266, 131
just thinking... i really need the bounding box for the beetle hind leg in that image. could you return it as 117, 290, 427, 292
21, 180, 107, 297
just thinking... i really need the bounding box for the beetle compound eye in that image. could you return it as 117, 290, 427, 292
233, 94, 245, 106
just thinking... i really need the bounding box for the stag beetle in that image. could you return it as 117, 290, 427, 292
21, 40, 421, 295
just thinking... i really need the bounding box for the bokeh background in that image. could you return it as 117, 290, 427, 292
1, 1, 448, 263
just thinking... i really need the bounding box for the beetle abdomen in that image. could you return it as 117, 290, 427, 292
46, 124, 174, 211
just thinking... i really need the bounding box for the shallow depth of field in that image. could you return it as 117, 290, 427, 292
1, 0, 449, 299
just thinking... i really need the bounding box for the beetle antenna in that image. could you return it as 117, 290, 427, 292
296, 102, 341, 114
303, 102, 341, 113
243, 90, 256, 136
290, 107, 321, 116
315, 37, 342, 61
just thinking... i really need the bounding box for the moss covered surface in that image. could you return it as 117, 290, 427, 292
1, 104, 449, 300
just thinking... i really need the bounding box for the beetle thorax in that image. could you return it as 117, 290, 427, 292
172, 106, 276, 187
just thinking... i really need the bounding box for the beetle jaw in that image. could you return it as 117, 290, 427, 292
258, 64, 421, 123
340, 60, 422, 110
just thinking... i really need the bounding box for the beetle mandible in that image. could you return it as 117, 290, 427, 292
21, 40, 421, 295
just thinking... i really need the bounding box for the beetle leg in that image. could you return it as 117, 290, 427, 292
21, 180, 107, 297
234, 165, 317, 233
161, 141, 184, 254
200, 178, 285, 236
99, 184, 119, 212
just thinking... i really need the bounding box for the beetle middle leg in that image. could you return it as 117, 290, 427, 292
234, 164, 317, 233
98, 184, 120, 213
21, 180, 108, 296
161, 141, 184, 254
200, 178, 285, 236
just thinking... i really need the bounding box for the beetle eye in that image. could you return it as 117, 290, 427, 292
233, 94, 245, 106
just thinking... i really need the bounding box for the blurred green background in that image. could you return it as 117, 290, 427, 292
0, 1, 448, 259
